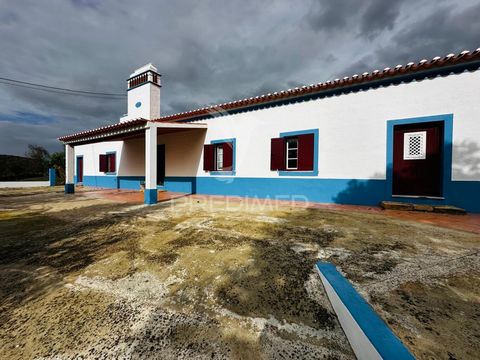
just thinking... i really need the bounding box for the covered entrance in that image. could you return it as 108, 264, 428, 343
392, 121, 444, 197
60, 119, 207, 204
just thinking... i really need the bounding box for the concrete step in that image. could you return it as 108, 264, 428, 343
380, 201, 466, 215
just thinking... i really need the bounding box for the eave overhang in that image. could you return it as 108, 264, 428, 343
59, 119, 207, 145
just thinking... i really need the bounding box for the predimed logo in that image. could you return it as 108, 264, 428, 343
135, 101, 142, 108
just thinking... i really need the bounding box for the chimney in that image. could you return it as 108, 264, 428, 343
120, 63, 161, 122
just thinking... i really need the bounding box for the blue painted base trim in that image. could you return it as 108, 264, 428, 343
196, 177, 387, 206
118, 176, 144, 190
317, 262, 415, 360
144, 188, 157, 204
196, 176, 480, 212
65, 183, 75, 194
69, 175, 480, 212
81, 175, 118, 188
164, 176, 196, 193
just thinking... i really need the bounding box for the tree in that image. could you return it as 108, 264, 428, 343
25, 144, 50, 175
49, 151, 66, 184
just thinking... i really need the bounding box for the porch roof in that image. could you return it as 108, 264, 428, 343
59, 119, 207, 145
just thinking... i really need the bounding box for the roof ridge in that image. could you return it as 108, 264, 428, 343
155, 48, 480, 123
59, 47, 480, 142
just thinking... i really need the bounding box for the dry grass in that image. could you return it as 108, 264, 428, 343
0, 190, 478, 359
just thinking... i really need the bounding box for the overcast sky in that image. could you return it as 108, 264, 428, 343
0, 0, 479, 155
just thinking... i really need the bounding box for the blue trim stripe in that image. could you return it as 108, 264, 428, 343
144, 188, 157, 204
317, 262, 415, 360
279, 128, 319, 176
74, 175, 480, 212
118, 176, 144, 190
196, 176, 386, 205
164, 176, 196, 193
82, 175, 118, 189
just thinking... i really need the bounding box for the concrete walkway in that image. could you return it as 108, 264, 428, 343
81, 188, 189, 203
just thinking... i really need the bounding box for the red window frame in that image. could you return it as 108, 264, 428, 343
203, 142, 233, 172
271, 133, 315, 172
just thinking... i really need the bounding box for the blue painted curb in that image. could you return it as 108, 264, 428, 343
316, 262, 415, 360
64, 183, 75, 194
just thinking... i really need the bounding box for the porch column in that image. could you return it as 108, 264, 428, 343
65, 144, 75, 194
144, 124, 157, 204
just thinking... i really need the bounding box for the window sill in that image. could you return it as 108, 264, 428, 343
104, 172, 117, 176
392, 194, 445, 200
209, 170, 236, 176
278, 170, 318, 177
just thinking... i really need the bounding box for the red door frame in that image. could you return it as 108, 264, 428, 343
392, 121, 443, 197
76, 156, 83, 183
386, 114, 453, 201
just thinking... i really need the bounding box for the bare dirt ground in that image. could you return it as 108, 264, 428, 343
0, 187, 479, 359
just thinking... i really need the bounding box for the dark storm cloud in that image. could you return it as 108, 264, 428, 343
306, 0, 356, 32
360, 0, 407, 38
0, 0, 478, 155
337, 2, 480, 77
306, 0, 408, 38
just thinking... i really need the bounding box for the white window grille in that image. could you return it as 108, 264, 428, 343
403, 131, 427, 160
216, 145, 224, 170
286, 138, 298, 169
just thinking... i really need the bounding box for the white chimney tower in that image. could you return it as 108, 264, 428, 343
120, 63, 161, 122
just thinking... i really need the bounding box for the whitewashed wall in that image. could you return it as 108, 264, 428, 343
159, 129, 206, 176
75, 70, 480, 182
122, 84, 160, 121
75, 141, 123, 176
198, 70, 480, 181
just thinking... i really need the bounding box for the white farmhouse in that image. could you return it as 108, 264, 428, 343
59, 50, 480, 212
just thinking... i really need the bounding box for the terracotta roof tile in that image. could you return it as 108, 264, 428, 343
60, 48, 480, 142
156, 48, 480, 123
58, 118, 147, 142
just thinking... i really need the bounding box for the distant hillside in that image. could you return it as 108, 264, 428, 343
0, 155, 47, 181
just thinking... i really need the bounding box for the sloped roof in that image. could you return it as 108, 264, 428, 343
58, 119, 206, 143
157, 48, 480, 123
58, 118, 147, 142
59, 48, 480, 143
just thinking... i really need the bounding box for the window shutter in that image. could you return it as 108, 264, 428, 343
108, 153, 116, 173
203, 144, 215, 171
297, 133, 314, 171
99, 154, 107, 172
270, 137, 286, 170
222, 142, 233, 171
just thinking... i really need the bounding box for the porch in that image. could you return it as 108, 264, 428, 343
61, 120, 207, 204
80, 188, 189, 204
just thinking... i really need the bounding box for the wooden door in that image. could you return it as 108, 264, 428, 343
392, 121, 443, 197
77, 157, 83, 183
